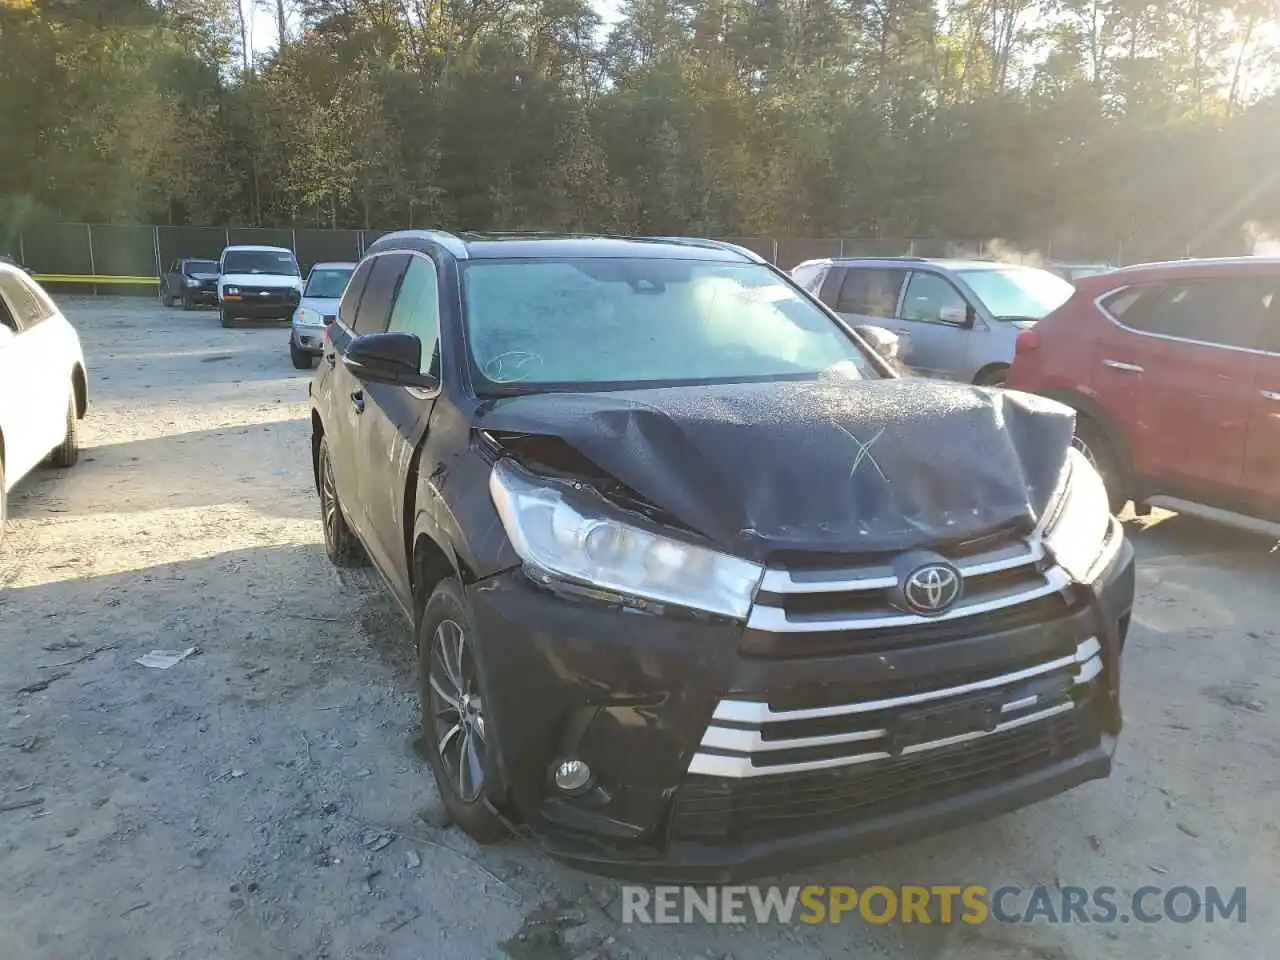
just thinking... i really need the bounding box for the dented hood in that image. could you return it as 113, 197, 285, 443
476, 378, 1073, 562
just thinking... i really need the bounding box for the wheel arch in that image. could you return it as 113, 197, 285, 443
1037, 386, 1132, 472
973, 362, 1010, 386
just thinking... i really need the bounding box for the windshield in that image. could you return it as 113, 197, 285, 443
304, 266, 353, 299
461, 259, 880, 391
958, 267, 1074, 320
184, 260, 218, 275
222, 250, 300, 276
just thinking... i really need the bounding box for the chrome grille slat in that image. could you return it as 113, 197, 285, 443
748, 535, 1065, 634
688, 638, 1102, 779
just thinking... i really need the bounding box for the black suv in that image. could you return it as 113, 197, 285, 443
309, 231, 1135, 881
161, 258, 220, 309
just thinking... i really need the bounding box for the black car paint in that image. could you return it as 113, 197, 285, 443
163, 259, 220, 304
310, 232, 1134, 881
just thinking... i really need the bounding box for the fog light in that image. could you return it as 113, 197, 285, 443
554, 758, 593, 794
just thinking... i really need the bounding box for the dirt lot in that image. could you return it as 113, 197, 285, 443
0, 297, 1276, 960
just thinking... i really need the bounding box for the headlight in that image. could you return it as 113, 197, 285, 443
224, 286, 239, 296
489, 459, 763, 618
184, 278, 200, 288
294, 307, 322, 327
1041, 448, 1112, 581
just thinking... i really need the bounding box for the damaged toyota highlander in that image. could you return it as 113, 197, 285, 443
309, 231, 1134, 882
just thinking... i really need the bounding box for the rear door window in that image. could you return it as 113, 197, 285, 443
836, 268, 907, 318
1102, 277, 1274, 351
0, 273, 47, 328
338, 259, 376, 331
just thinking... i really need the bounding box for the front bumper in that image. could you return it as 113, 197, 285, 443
221, 296, 298, 319
183, 285, 218, 304
468, 519, 1135, 882
291, 328, 326, 354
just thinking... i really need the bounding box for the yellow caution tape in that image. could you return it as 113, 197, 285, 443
32, 275, 160, 285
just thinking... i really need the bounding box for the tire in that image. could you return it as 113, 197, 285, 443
290, 339, 313, 370
1072, 415, 1128, 515
317, 435, 366, 567
418, 577, 510, 844
182, 292, 195, 311
219, 307, 234, 328
161, 286, 175, 307
48, 386, 79, 469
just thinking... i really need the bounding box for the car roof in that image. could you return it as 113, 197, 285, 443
309, 261, 357, 270
222, 245, 294, 254
366, 230, 764, 263
794, 257, 1036, 272
1113, 255, 1280, 273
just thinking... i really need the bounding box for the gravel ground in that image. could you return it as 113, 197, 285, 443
0, 297, 1276, 960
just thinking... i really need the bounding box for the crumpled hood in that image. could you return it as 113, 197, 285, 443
476, 378, 1073, 562
219, 273, 302, 290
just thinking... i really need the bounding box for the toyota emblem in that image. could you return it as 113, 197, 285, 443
902, 562, 962, 615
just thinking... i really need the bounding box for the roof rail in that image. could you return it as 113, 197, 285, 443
367, 229, 469, 260
631, 236, 767, 264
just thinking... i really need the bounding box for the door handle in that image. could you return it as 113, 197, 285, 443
351, 391, 365, 414
1102, 359, 1144, 373
1261, 390, 1280, 402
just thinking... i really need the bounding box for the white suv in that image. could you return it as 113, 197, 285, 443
0, 263, 87, 542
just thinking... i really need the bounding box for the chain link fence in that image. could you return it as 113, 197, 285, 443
0, 222, 1252, 293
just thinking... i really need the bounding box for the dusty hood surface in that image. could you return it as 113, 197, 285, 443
477, 378, 1073, 561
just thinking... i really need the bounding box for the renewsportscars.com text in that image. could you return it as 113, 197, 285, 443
621, 885, 1247, 926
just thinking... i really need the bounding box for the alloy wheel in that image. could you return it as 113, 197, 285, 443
320, 449, 340, 551
1071, 434, 1098, 468
428, 618, 487, 803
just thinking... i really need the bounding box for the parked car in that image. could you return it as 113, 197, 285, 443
791, 257, 1075, 385
290, 261, 355, 370
309, 230, 1133, 881
217, 245, 303, 328
160, 258, 220, 310
0, 262, 87, 543
1008, 256, 1280, 529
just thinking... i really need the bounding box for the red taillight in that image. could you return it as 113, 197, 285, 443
1015, 328, 1042, 355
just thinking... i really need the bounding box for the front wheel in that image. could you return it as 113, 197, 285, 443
1073, 415, 1128, 514
219, 307, 234, 328
419, 577, 510, 844
317, 435, 365, 567
160, 288, 175, 307
290, 339, 313, 370
48, 386, 79, 468
181, 292, 195, 311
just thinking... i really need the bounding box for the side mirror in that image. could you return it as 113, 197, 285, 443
938, 304, 974, 326
854, 324, 902, 361
343, 332, 438, 389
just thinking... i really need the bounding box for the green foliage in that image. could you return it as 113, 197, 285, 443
0, 0, 1278, 254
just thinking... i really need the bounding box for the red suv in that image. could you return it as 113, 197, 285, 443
1008, 257, 1279, 527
